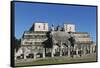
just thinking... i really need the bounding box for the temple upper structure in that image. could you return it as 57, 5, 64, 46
64, 24, 75, 32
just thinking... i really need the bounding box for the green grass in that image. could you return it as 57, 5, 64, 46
15, 54, 97, 67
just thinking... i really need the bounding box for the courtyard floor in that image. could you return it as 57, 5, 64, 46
15, 53, 97, 67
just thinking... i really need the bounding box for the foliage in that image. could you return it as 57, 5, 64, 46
14, 37, 21, 52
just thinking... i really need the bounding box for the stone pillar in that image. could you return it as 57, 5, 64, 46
73, 44, 76, 57
43, 48, 45, 58
15, 55, 17, 60
60, 42, 62, 56
80, 45, 83, 56
34, 52, 36, 60
51, 48, 54, 57
68, 45, 70, 57
23, 47, 27, 59
87, 45, 89, 54
24, 54, 27, 59
60, 48, 62, 56
90, 45, 92, 54
76, 48, 79, 57
83, 45, 86, 55
15, 49, 17, 60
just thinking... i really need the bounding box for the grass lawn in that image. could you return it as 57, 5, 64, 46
15, 54, 97, 67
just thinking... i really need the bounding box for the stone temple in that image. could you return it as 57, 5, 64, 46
15, 22, 96, 60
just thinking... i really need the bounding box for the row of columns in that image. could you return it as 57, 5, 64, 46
19, 43, 95, 60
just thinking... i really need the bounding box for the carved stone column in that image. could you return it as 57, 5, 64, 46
23, 47, 27, 59
15, 49, 17, 60
76, 48, 79, 57
43, 48, 45, 58
83, 45, 86, 55
68, 44, 70, 57
51, 47, 54, 57
90, 44, 92, 54
60, 42, 63, 56
34, 52, 36, 60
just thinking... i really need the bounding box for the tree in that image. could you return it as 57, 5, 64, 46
68, 32, 75, 58
68, 37, 75, 47
14, 37, 21, 52
42, 31, 53, 48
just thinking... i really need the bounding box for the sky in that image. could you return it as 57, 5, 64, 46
14, 2, 97, 42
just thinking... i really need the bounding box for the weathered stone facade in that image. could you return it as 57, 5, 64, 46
15, 23, 96, 60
